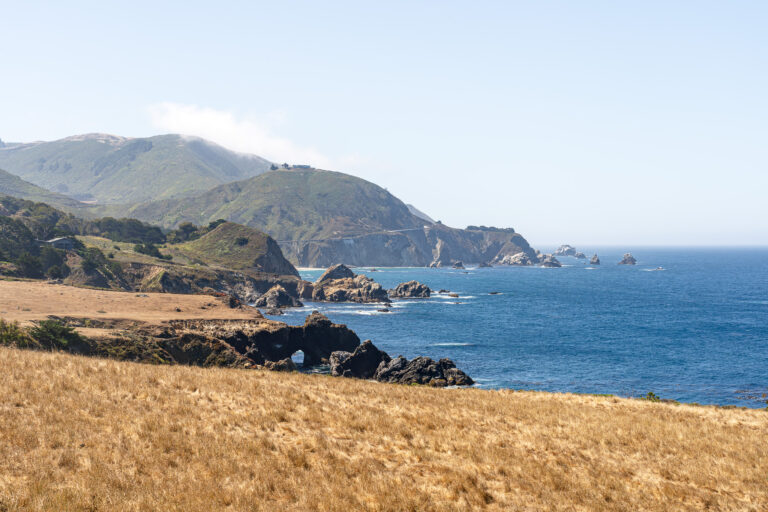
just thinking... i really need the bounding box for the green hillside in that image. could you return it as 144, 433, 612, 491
102, 169, 425, 241
169, 222, 298, 276
0, 134, 272, 204
0, 168, 85, 210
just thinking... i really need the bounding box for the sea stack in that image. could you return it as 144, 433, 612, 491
539, 255, 562, 268
590, 254, 600, 265
554, 244, 577, 257
618, 253, 637, 265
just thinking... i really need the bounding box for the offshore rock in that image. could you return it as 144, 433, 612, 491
316, 263, 355, 283
619, 253, 637, 265
329, 340, 391, 379
574, 252, 586, 259
389, 280, 431, 298
554, 244, 577, 257
495, 252, 534, 266
452, 261, 465, 269
590, 254, 600, 265
312, 265, 389, 303
539, 255, 562, 268
374, 356, 474, 387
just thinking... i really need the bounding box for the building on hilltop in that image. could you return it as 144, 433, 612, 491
38, 237, 75, 251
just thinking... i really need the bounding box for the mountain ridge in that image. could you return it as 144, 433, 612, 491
0, 133, 272, 204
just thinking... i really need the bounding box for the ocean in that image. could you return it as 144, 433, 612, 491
273, 248, 768, 408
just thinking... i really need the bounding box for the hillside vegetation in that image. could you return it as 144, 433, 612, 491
0, 168, 84, 210
0, 196, 300, 297
0, 347, 766, 511
100, 169, 425, 240
170, 221, 299, 276
0, 134, 271, 204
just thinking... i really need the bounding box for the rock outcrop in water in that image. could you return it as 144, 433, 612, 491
494, 252, 535, 266
554, 244, 578, 257
311, 264, 389, 303
330, 340, 391, 379
590, 254, 600, 265
539, 255, 562, 268
375, 355, 474, 386
330, 340, 474, 387
619, 253, 637, 265
389, 280, 431, 298
574, 252, 586, 259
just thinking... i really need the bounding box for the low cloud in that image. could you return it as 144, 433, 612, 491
148, 102, 334, 167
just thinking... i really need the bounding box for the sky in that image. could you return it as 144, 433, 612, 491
1, 1, 766, 246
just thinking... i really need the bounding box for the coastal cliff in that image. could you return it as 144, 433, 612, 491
280, 223, 538, 268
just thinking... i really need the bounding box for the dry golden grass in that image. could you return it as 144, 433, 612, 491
0, 347, 766, 511
0, 280, 261, 327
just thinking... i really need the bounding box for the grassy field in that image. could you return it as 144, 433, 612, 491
0, 347, 765, 511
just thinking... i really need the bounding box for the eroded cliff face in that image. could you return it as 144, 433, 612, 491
280, 225, 538, 267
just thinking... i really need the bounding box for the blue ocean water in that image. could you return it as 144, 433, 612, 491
275, 248, 768, 408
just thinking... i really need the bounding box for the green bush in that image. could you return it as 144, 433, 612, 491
29, 320, 86, 351
14, 252, 43, 278
0, 319, 36, 348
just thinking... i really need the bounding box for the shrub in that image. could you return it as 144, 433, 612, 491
0, 319, 36, 348
236, 237, 249, 246
14, 253, 43, 278
644, 392, 661, 402
46, 265, 64, 279
81, 247, 105, 273
29, 320, 86, 351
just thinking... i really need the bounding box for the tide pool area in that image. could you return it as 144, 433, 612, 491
272, 247, 768, 407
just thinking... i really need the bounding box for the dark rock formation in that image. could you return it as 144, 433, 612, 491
574, 252, 586, 259
264, 308, 284, 316
590, 254, 600, 265
253, 285, 303, 308
168, 311, 360, 367
619, 253, 637, 265
374, 356, 474, 386
312, 264, 389, 303
329, 340, 391, 379
554, 244, 577, 257
21, 313, 473, 385
452, 261, 465, 269
477, 262, 492, 268
539, 255, 562, 268
389, 280, 431, 298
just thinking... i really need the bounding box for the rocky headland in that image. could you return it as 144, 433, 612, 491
0, 281, 473, 386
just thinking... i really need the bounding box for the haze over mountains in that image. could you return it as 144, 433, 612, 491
0, 133, 538, 267
0, 133, 271, 204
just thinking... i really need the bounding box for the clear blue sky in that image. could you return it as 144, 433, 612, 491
1, 1, 766, 245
